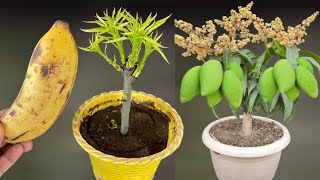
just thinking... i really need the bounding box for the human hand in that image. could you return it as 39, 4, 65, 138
0, 109, 33, 177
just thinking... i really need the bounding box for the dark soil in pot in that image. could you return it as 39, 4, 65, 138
210, 118, 283, 147
80, 103, 169, 158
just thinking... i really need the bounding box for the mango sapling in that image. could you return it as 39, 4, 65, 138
80, 9, 170, 136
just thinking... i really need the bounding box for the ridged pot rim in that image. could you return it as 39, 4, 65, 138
72, 90, 184, 165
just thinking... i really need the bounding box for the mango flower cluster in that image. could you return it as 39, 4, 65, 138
175, 1, 319, 60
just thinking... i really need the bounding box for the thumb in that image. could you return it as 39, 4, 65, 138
0, 123, 4, 143
0, 109, 8, 143
0, 109, 8, 118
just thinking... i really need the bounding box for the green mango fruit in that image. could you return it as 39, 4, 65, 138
200, 60, 223, 96
222, 70, 243, 108
259, 67, 278, 103
180, 66, 201, 103
286, 84, 300, 102
273, 59, 295, 93
297, 57, 314, 74
206, 90, 223, 108
228, 61, 243, 80
296, 66, 318, 98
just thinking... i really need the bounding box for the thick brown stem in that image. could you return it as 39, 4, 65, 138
242, 112, 253, 136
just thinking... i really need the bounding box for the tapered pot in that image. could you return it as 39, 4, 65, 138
202, 115, 290, 180
73, 91, 183, 180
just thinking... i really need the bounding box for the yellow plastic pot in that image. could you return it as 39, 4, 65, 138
72, 91, 183, 180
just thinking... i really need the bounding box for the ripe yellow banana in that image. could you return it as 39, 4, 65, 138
0, 20, 78, 143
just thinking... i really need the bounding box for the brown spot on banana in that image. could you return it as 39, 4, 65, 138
31, 108, 38, 116
26, 74, 31, 79
59, 83, 67, 94
8, 131, 29, 141
16, 103, 23, 108
9, 110, 16, 117
34, 66, 38, 73
41, 66, 52, 77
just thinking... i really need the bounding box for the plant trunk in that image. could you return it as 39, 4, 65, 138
242, 112, 253, 136
120, 69, 135, 135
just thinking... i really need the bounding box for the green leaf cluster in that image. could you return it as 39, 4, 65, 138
222, 40, 319, 122
80, 8, 170, 77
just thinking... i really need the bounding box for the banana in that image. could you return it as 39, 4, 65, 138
0, 20, 78, 143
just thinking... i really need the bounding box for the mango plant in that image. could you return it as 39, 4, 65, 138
175, 2, 319, 136
80, 9, 170, 135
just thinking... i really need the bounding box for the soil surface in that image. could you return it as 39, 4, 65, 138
80, 104, 169, 158
210, 119, 283, 147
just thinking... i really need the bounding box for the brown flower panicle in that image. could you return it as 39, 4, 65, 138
175, 1, 319, 60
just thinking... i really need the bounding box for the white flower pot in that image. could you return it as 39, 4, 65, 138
202, 115, 291, 180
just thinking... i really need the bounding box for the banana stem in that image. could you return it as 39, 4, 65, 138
120, 68, 135, 135
242, 112, 253, 136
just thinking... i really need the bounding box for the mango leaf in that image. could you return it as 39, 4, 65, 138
287, 104, 296, 122
299, 50, 320, 61
155, 48, 169, 63
269, 91, 280, 112
105, 37, 129, 43
252, 101, 262, 113
211, 107, 220, 119
81, 27, 107, 33
248, 86, 260, 113
230, 56, 242, 64
238, 49, 256, 65
223, 48, 230, 70
142, 36, 165, 48
208, 55, 220, 60
281, 93, 294, 121
272, 41, 286, 58
286, 46, 299, 67
242, 66, 248, 96
262, 103, 269, 114
267, 103, 282, 118
229, 104, 240, 118
146, 15, 171, 35
251, 50, 271, 78
247, 79, 257, 96
301, 56, 320, 74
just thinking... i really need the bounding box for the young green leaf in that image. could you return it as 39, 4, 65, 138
146, 15, 171, 35
155, 48, 169, 63
105, 37, 129, 44
81, 27, 107, 33
143, 36, 165, 48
